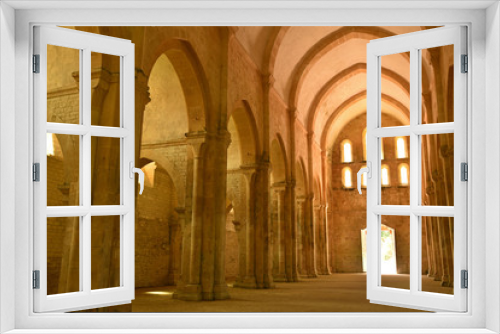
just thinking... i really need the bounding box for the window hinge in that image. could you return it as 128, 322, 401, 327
33, 270, 40, 289
33, 163, 40, 182
33, 54, 40, 73
461, 162, 468, 181
461, 54, 468, 73
461, 270, 468, 289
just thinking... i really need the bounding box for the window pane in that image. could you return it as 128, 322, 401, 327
421, 45, 454, 124
421, 133, 454, 206
380, 52, 410, 127
381, 136, 410, 205
47, 134, 80, 206
399, 164, 410, 186
91, 216, 121, 290
91, 137, 121, 206
342, 167, 353, 188
47, 45, 80, 124
421, 216, 454, 295
91, 52, 121, 127
380, 216, 410, 290
47, 217, 80, 295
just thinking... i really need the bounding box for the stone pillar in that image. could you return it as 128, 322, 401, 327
254, 162, 274, 288
259, 72, 274, 289
233, 169, 258, 288
315, 204, 330, 275
296, 197, 307, 276
285, 180, 299, 282
305, 131, 317, 278
174, 134, 205, 300
272, 185, 287, 282
211, 131, 231, 300
304, 193, 317, 278
313, 204, 322, 273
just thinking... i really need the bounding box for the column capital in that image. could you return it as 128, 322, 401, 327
296, 195, 307, 203
185, 131, 207, 157
286, 179, 296, 188
271, 181, 287, 191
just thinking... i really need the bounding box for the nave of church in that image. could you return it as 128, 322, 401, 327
45, 26, 455, 312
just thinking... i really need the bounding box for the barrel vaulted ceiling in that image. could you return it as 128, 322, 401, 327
233, 26, 433, 150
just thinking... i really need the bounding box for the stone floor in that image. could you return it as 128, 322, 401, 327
128, 274, 453, 313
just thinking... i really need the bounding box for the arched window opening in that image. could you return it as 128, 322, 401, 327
47, 133, 55, 156
396, 137, 407, 158
362, 128, 367, 161
361, 165, 367, 188
381, 138, 385, 160
341, 139, 353, 163
342, 167, 353, 188
141, 162, 157, 188
399, 163, 409, 186
381, 164, 390, 187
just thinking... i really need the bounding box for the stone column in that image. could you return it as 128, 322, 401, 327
174, 134, 205, 300
254, 162, 274, 288
285, 180, 299, 282
296, 197, 306, 276
316, 204, 330, 275
212, 131, 231, 300
313, 204, 322, 273
273, 185, 287, 282
304, 194, 317, 278
233, 168, 258, 288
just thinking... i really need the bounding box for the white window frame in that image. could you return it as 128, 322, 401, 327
0, 2, 498, 333
33, 26, 136, 313
366, 25, 467, 312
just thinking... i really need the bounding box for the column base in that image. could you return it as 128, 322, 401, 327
302, 273, 318, 278
262, 273, 275, 289
233, 276, 258, 289
317, 269, 331, 275
441, 275, 451, 287
273, 274, 287, 282
212, 284, 230, 300
172, 284, 202, 301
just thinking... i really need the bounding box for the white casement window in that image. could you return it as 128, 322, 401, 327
33, 26, 139, 312
364, 26, 467, 312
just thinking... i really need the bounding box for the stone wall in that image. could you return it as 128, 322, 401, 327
330, 114, 412, 273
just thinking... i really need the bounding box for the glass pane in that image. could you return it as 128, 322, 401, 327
380, 52, 410, 127
381, 136, 410, 205
421, 216, 454, 295
421, 45, 454, 124
380, 215, 410, 290
47, 217, 80, 295
91, 52, 121, 127
47, 45, 80, 124
421, 133, 454, 206
91, 216, 121, 290
91, 137, 121, 206
47, 134, 80, 206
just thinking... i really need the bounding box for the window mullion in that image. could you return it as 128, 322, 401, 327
82, 48, 92, 294
409, 47, 420, 294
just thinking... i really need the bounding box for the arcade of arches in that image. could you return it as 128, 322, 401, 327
46, 26, 455, 312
